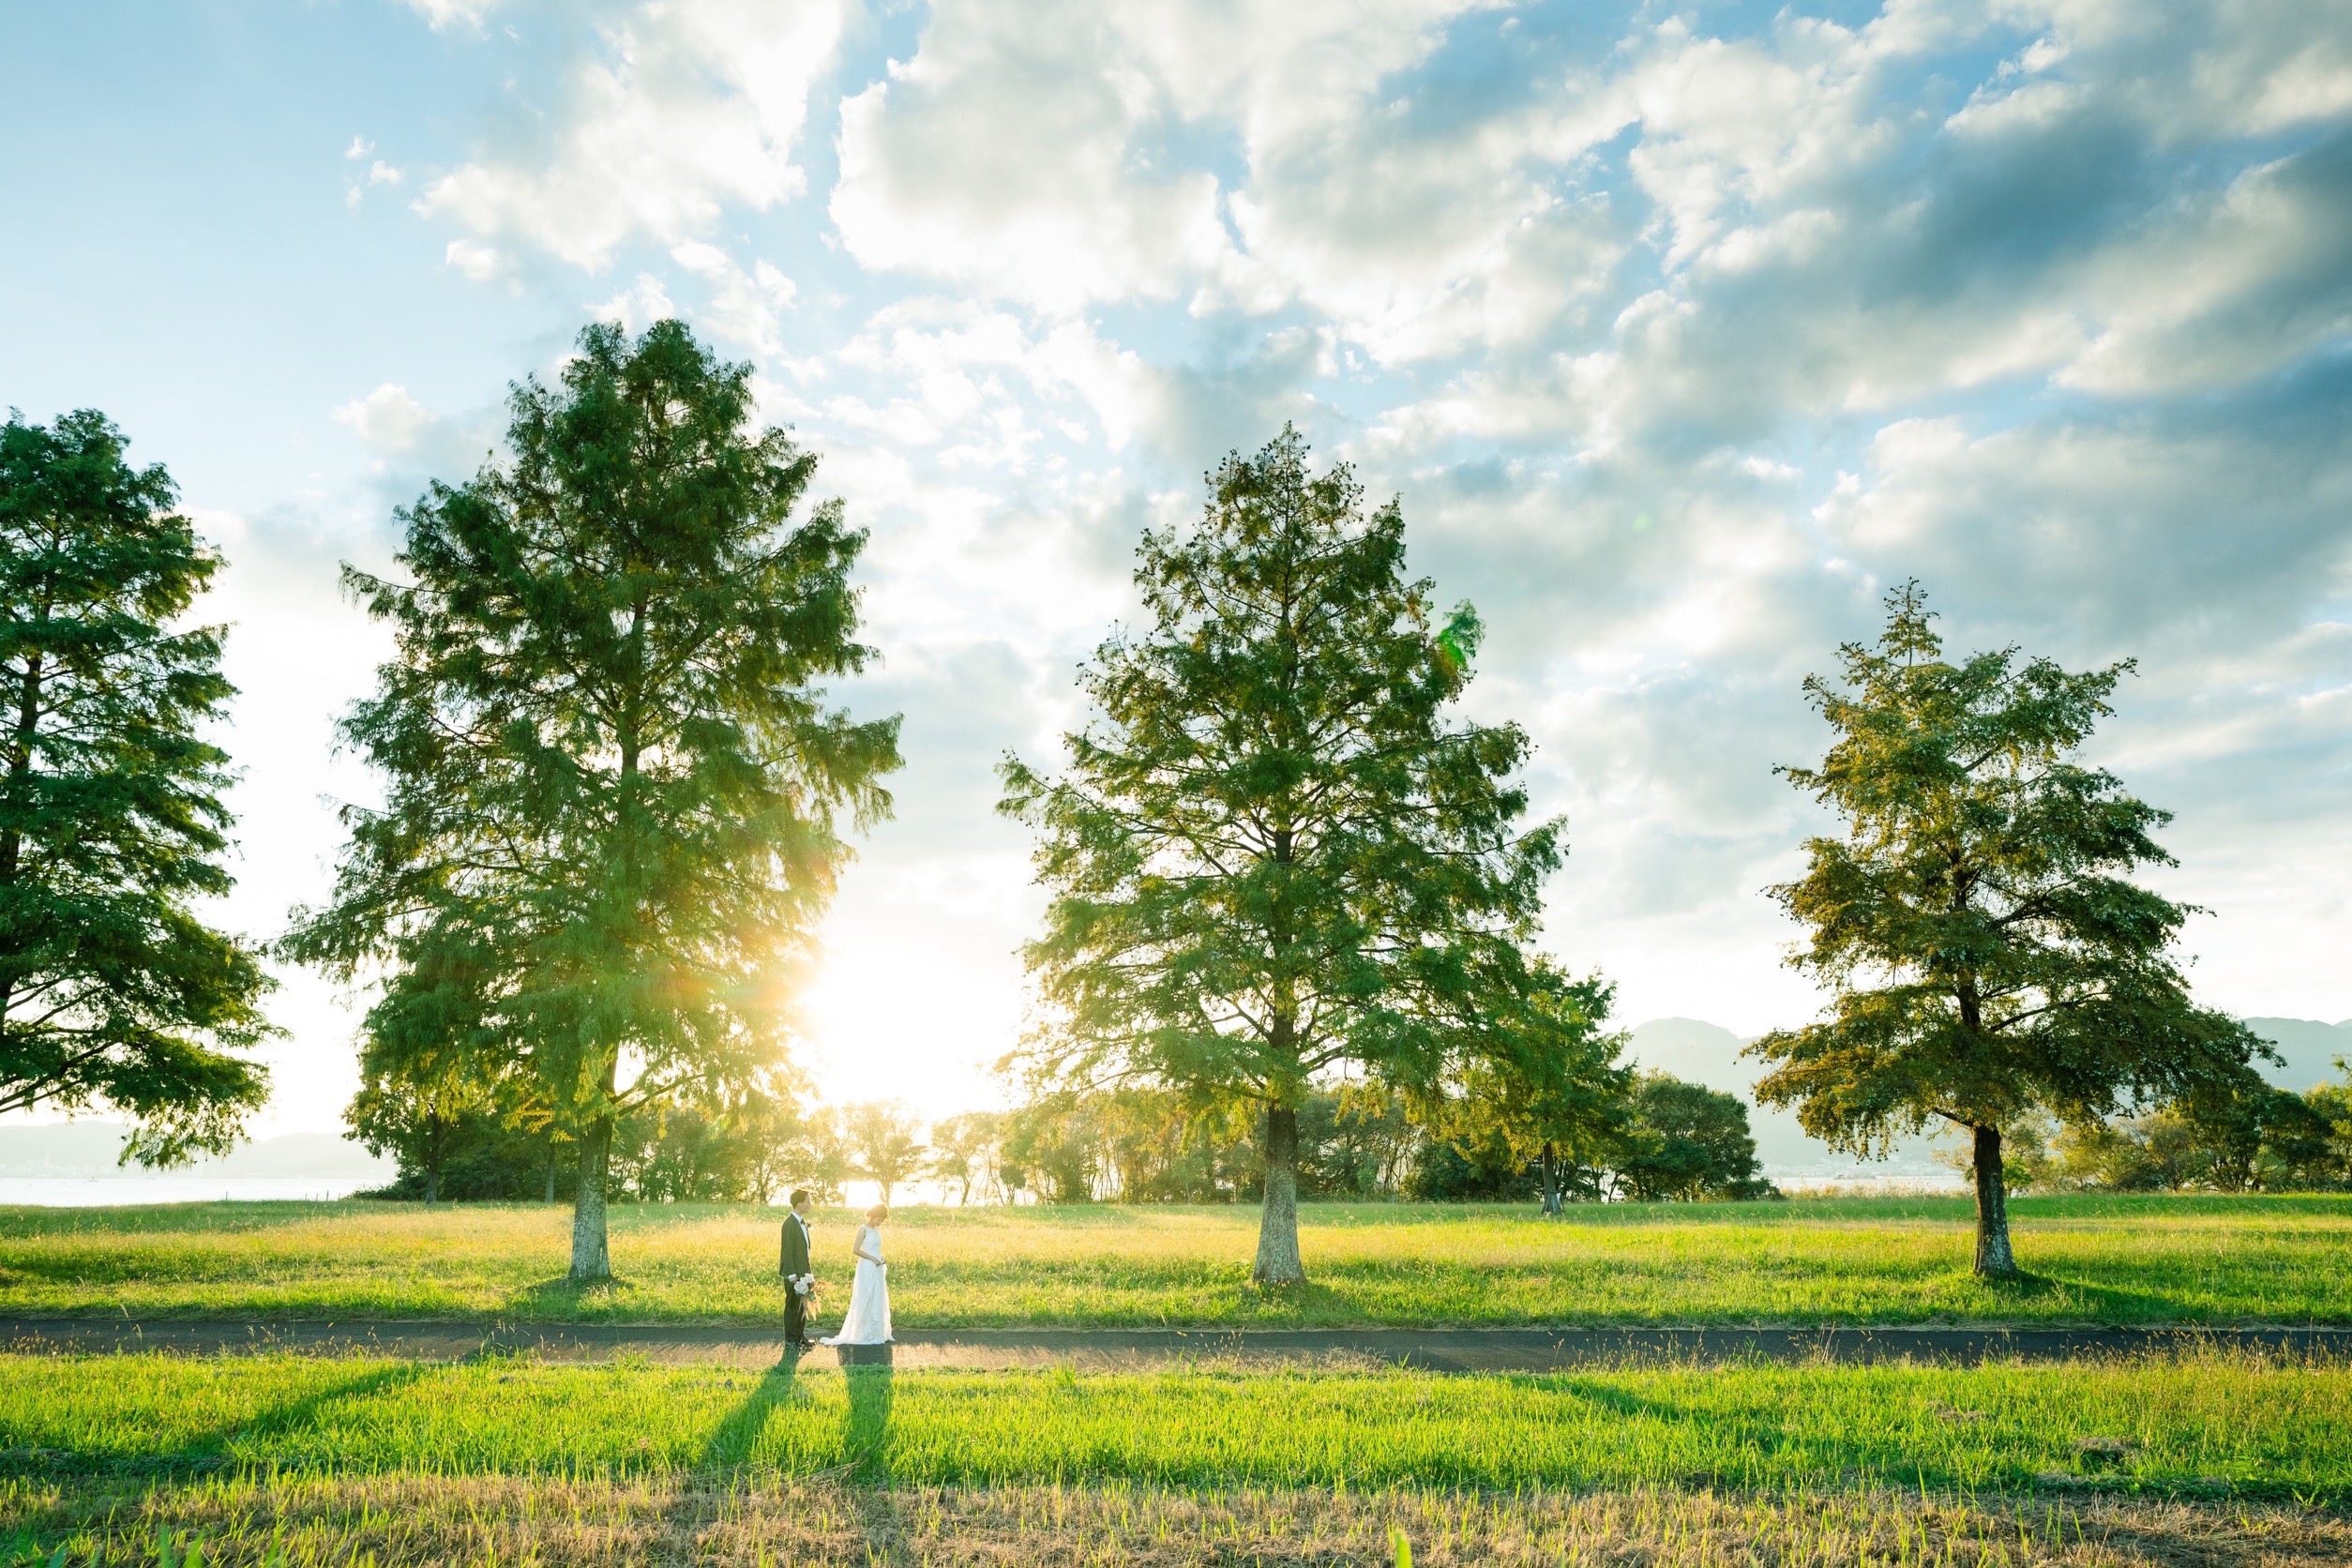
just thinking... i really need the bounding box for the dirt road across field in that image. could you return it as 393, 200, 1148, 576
3, 1319, 2345, 1370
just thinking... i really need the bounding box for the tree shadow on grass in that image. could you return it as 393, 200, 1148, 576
161, 1360, 441, 1473
1968, 1271, 2204, 1326
1536, 1370, 2080, 1495
504, 1274, 628, 1321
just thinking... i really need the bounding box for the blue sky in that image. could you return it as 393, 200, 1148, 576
5, 0, 2348, 1134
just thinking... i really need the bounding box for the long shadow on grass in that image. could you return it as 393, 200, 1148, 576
843, 1367, 894, 1481
697, 1360, 802, 1470
61, 1360, 447, 1477
1537, 1371, 2038, 1495
505, 1274, 627, 1321
1970, 1272, 2208, 1326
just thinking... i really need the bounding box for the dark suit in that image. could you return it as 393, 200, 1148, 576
779, 1210, 814, 1345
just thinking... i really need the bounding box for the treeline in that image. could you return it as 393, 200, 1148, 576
1990, 1080, 2352, 1195
354, 1071, 1777, 1207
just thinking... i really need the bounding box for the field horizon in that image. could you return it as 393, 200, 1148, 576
4, 1192, 2343, 1331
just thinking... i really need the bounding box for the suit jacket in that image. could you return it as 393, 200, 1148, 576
779, 1211, 812, 1279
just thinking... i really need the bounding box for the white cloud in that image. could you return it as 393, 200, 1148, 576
332, 384, 435, 456
670, 242, 796, 355
419, 0, 843, 271
443, 238, 505, 281
592, 272, 680, 333
401, 0, 504, 32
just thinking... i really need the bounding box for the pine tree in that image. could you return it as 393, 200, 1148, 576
1001, 428, 1560, 1282
1752, 584, 2269, 1275
285, 322, 899, 1280
0, 410, 273, 1163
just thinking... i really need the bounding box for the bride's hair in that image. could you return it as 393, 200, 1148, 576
865, 1203, 889, 1225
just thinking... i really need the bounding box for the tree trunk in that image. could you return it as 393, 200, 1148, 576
570, 1119, 613, 1282
1971, 1123, 2018, 1278
1253, 1103, 1305, 1285
424, 1165, 440, 1206
544, 1143, 559, 1204
1540, 1141, 1562, 1217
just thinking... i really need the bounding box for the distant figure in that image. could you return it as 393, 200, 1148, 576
778, 1189, 818, 1350
821, 1203, 894, 1347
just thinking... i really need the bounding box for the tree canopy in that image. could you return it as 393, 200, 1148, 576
1418, 966, 1630, 1214
285, 320, 899, 1279
1750, 583, 2268, 1274
1000, 427, 1560, 1281
0, 409, 273, 1164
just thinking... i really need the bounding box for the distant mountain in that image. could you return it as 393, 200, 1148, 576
2243, 1018, 2352, 1092
1621, 1018, 1950, 1180
0, 1123, 393, 1180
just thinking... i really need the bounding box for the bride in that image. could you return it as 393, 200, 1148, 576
821, 1203, 893, 1346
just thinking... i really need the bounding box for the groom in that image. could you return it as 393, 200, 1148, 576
778, 1188, 818, 1350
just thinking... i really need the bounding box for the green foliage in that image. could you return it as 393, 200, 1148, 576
1753, 583, 2269, 1273
841, 1099, 926, 1203
1416, 967, 1632, 1212
996, 1083, 1413, 1203
1613, 1072, 1777, 1202
925, 1111, 1007, 1204
356, 1076, 826, 1204
0, 409, 273, 1164
1001, 427, 1559, 1281
282, 321, 899, 1278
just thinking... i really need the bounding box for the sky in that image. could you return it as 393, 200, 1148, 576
3, 0, 2348, 1138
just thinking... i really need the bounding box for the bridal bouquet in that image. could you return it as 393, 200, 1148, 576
788, 1274, 821, 1298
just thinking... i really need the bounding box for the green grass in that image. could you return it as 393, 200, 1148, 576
0, 1350, 2343, 1500
1, 1194, 2345, 1327
10, 1470, 2344, 1567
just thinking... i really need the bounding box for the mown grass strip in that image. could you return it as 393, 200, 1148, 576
2, 1195, 2345, 1328
0, 1352, 2342, 1499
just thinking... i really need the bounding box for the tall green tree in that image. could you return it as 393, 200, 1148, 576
0, 410, 273, 1163
284, 321, 900, 1281
1751, 584, 2268, 1275
1000, 428, 1560, 1283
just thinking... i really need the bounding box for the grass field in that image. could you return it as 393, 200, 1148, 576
0, 1350, 2342, 1497
2, 1194, 2344, 1327
8, 1471, 2347, 1567
0, 1349, 2347, 1564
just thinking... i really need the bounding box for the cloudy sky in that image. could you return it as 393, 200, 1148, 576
5, 0, 2348, 1135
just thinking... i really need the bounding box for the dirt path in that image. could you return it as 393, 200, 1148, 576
4, 1319, 2344, 1370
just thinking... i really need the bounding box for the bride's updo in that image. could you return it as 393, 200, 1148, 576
865, 1203, 889, 1226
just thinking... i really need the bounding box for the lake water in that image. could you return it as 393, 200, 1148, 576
0, 1177, 377, 1207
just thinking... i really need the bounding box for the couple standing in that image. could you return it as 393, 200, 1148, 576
778, 1189, 893, 1350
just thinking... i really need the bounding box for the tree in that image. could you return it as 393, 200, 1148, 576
926, 1111, 1004, 1204
1612, 1073, 1773, 1202
843, 1098, 926, 1203
0, 410, 274, 1164
1751, 584, 2269, 1276
283, 321, 900, 1281
1000, 428, 1560, 1283
1421, 967, 1631, 1215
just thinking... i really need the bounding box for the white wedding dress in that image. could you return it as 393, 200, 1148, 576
821, 1224, 893, 1346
